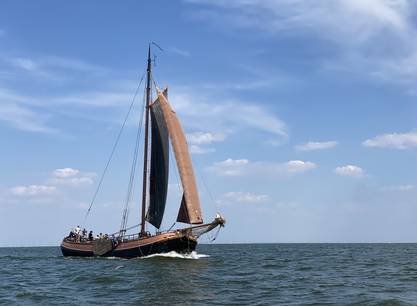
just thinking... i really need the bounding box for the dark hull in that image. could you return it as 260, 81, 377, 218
61, 233, 197, 259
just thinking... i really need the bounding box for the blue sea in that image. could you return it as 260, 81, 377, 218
2, 244, 417, 305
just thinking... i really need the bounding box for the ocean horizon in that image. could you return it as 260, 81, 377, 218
4, 242, 417, 248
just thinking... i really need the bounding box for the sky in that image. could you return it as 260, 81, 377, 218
2, 0, 417, 246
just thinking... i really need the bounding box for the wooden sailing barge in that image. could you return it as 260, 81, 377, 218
61, 46, 225, 258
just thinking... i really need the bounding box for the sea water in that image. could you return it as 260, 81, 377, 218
1, 244, 417, 305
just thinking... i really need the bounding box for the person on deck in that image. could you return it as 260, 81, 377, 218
111, 235, 118, 247
88, 231, 93, 241
71, 227, 77, 241
74, 226, 81, 242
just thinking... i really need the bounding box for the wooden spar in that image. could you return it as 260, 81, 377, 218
140, 45, 152, 235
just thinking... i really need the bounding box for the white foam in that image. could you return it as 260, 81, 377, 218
141, 251, 210, 260
104, 256, 126, 260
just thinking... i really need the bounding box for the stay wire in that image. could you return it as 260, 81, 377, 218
169, 142, 190, 226
83, 69, 146, 224
120, 84, 147, 233
193, 157, 219, 211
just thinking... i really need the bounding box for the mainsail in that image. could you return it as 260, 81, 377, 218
155, 88, 203, 224
146, 90, 170, 229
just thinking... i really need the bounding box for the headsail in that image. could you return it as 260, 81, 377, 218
146, 90, 170, 229
155, 88, 203, 224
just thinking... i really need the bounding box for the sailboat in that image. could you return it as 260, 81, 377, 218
60, 46, 225, 258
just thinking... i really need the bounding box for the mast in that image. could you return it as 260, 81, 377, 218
141, 45, 152, 235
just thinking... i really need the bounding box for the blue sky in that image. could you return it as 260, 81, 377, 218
2, 0, 417, 246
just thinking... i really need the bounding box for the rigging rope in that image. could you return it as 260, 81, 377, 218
83, 70, 146, 224
211, 226, 221, 242
193, 157, 220, 213
169, 141, 191, 226
121, 72, 153, 234
110, 222, 141, 237
120, 84, 147, 234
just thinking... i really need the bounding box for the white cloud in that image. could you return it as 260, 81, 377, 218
334, 165, 364, 178
48, 91, 133, 108
0, 47, 287, 144
5, 55, 104, 76
381, 184, 414, 191
209, 158, 316, 177
11, 185, 56, 196
0, 97, 57, 133
0, 51, 287, 141
55, 176, 94, 187
264, 139, 283, 147
202, 79, 276, 91
0, 103, 48, 132
210, 158, 249, 176
362, 131, 417, 149
0, 84, 132, 133
9, 58, 38, 72
9, 167, 95, 202
187, 131, 225, 154
188, 0, 410, 40
219, 191, 269, 205
187, 131, 226, 145
168, 47, 191, 57
171, 90, 288, 139
187, 0, 417, 85
231, 104, 287, 138
53, 168, 80, 178
44, 56, 105, 73
190, 145, 216, 154
284, 160, 317, 174
295, 141, 338, 152
0, 51, 136, 134
49, 168, 95, 187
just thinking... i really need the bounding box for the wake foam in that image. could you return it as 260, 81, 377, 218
141, 251, 209, 260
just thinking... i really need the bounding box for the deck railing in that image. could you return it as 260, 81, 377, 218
64, 227, 194, 244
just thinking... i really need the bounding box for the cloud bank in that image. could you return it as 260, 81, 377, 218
363, 131, 417, 149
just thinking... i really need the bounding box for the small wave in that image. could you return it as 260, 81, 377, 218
141, 251, 209, 260
367, 299, 408, 306
105, 257, 126, 260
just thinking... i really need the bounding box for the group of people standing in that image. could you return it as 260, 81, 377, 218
68, 225, 97, 242
68, 226, 119, 247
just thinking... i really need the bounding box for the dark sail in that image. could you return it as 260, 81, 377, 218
177, 194, 188, 223
146, 94, 169, 229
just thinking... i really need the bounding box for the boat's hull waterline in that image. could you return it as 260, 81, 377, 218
61, 231, 197, 259
61, 216, 225, 259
